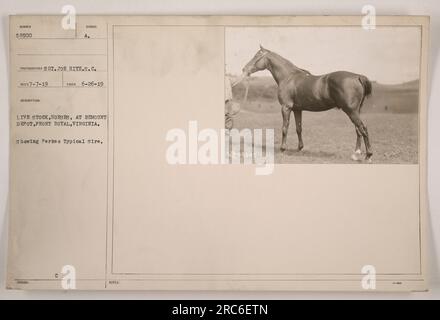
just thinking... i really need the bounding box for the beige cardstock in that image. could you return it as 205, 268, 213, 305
7, 15, 429, 291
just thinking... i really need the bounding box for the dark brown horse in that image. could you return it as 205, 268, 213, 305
242, 45, 373, 161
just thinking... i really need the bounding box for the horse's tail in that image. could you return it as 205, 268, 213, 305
358, 75, 372, 112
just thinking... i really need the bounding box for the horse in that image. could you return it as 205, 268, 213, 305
241, 45, 373, 161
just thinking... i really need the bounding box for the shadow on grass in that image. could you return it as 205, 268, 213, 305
279, 148, 337, 159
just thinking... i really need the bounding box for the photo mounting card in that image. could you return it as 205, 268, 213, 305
7, 15, 429, 291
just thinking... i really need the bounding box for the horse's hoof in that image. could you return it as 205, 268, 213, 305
365, 153, 373, 162
351, 150, 362, 161
280, 146, 287, 152
298, 145, 304, 151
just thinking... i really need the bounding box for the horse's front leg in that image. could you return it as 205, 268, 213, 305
293, 110, 304, 151
280, 105, 292, 152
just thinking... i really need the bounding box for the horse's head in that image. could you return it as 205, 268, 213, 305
242, 45, 270, 77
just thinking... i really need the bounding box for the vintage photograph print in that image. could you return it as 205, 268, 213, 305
225, 27, 421, 164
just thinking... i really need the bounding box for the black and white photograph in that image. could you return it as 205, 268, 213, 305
0, 0, 438, 302
225, 26, 421, 164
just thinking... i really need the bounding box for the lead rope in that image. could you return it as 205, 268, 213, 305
231, 74, 250, 105
242, 77, 250, 105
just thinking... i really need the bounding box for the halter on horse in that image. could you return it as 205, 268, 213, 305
241, 45, 373, 161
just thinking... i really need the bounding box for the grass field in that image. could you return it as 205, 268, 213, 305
229, 76, 419, 164
232, 108, 418, 164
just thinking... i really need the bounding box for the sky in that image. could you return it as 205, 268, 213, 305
225, 26, 421, 84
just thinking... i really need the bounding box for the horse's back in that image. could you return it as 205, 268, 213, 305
327, 70, 370, 85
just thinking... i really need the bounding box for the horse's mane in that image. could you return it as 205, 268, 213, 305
267, 50, 312, 75
298, 67, 312, 75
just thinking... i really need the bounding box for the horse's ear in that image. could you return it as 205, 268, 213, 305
259, 44, 265, 51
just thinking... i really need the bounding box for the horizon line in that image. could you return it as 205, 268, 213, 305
225, 74, 420, 86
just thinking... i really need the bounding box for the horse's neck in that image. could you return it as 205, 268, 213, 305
267, 53, 303, 85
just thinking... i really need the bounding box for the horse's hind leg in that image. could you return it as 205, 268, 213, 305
280, 105, 292, 152
351, 127, 363, 161
345, 110, 373, 161
293, 110, 304, 151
